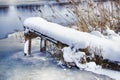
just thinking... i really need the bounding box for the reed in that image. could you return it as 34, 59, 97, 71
62, 0, 120, 33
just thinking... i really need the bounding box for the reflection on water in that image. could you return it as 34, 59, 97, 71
0, 4, 74, 39
0, 6, 23, 39
0, 6, 9, 15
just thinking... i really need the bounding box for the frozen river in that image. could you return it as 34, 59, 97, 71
0, 33, 114, 80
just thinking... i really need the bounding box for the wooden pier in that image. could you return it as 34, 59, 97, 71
24, 26, 68, 56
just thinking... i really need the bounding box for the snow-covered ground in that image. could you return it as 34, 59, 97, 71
0, 32, 120, 80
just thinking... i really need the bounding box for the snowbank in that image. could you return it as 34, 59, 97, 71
24, 17, 120, 62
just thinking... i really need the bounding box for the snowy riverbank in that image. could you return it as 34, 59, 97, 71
0, 32, 120, 80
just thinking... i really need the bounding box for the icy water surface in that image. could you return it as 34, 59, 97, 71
0, 34, 114, 80
0, 1, 74, 39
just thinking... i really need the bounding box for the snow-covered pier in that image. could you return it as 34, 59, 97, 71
23, 17, 89, 55
23, 17, 120, 70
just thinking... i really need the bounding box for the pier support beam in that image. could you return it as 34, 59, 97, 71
24, 33, 32, 56
28, 37, 32, 55
57, 42, 63, 49
40, 37, 47, 52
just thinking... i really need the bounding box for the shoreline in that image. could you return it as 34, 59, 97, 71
0, 0, 70, 6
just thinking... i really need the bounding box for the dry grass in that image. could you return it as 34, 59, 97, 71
62, 0, 120, 33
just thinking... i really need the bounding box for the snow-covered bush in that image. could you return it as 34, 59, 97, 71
60, 42, 105, 69
61, 46, 87, 68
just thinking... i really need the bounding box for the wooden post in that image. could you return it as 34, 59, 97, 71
44, 39, 47, 51
40, 37, 47, 52
24, 33, 32, 56
40, 37, 43, 52
28, 37, 32, 55
57, 42, 63, 49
